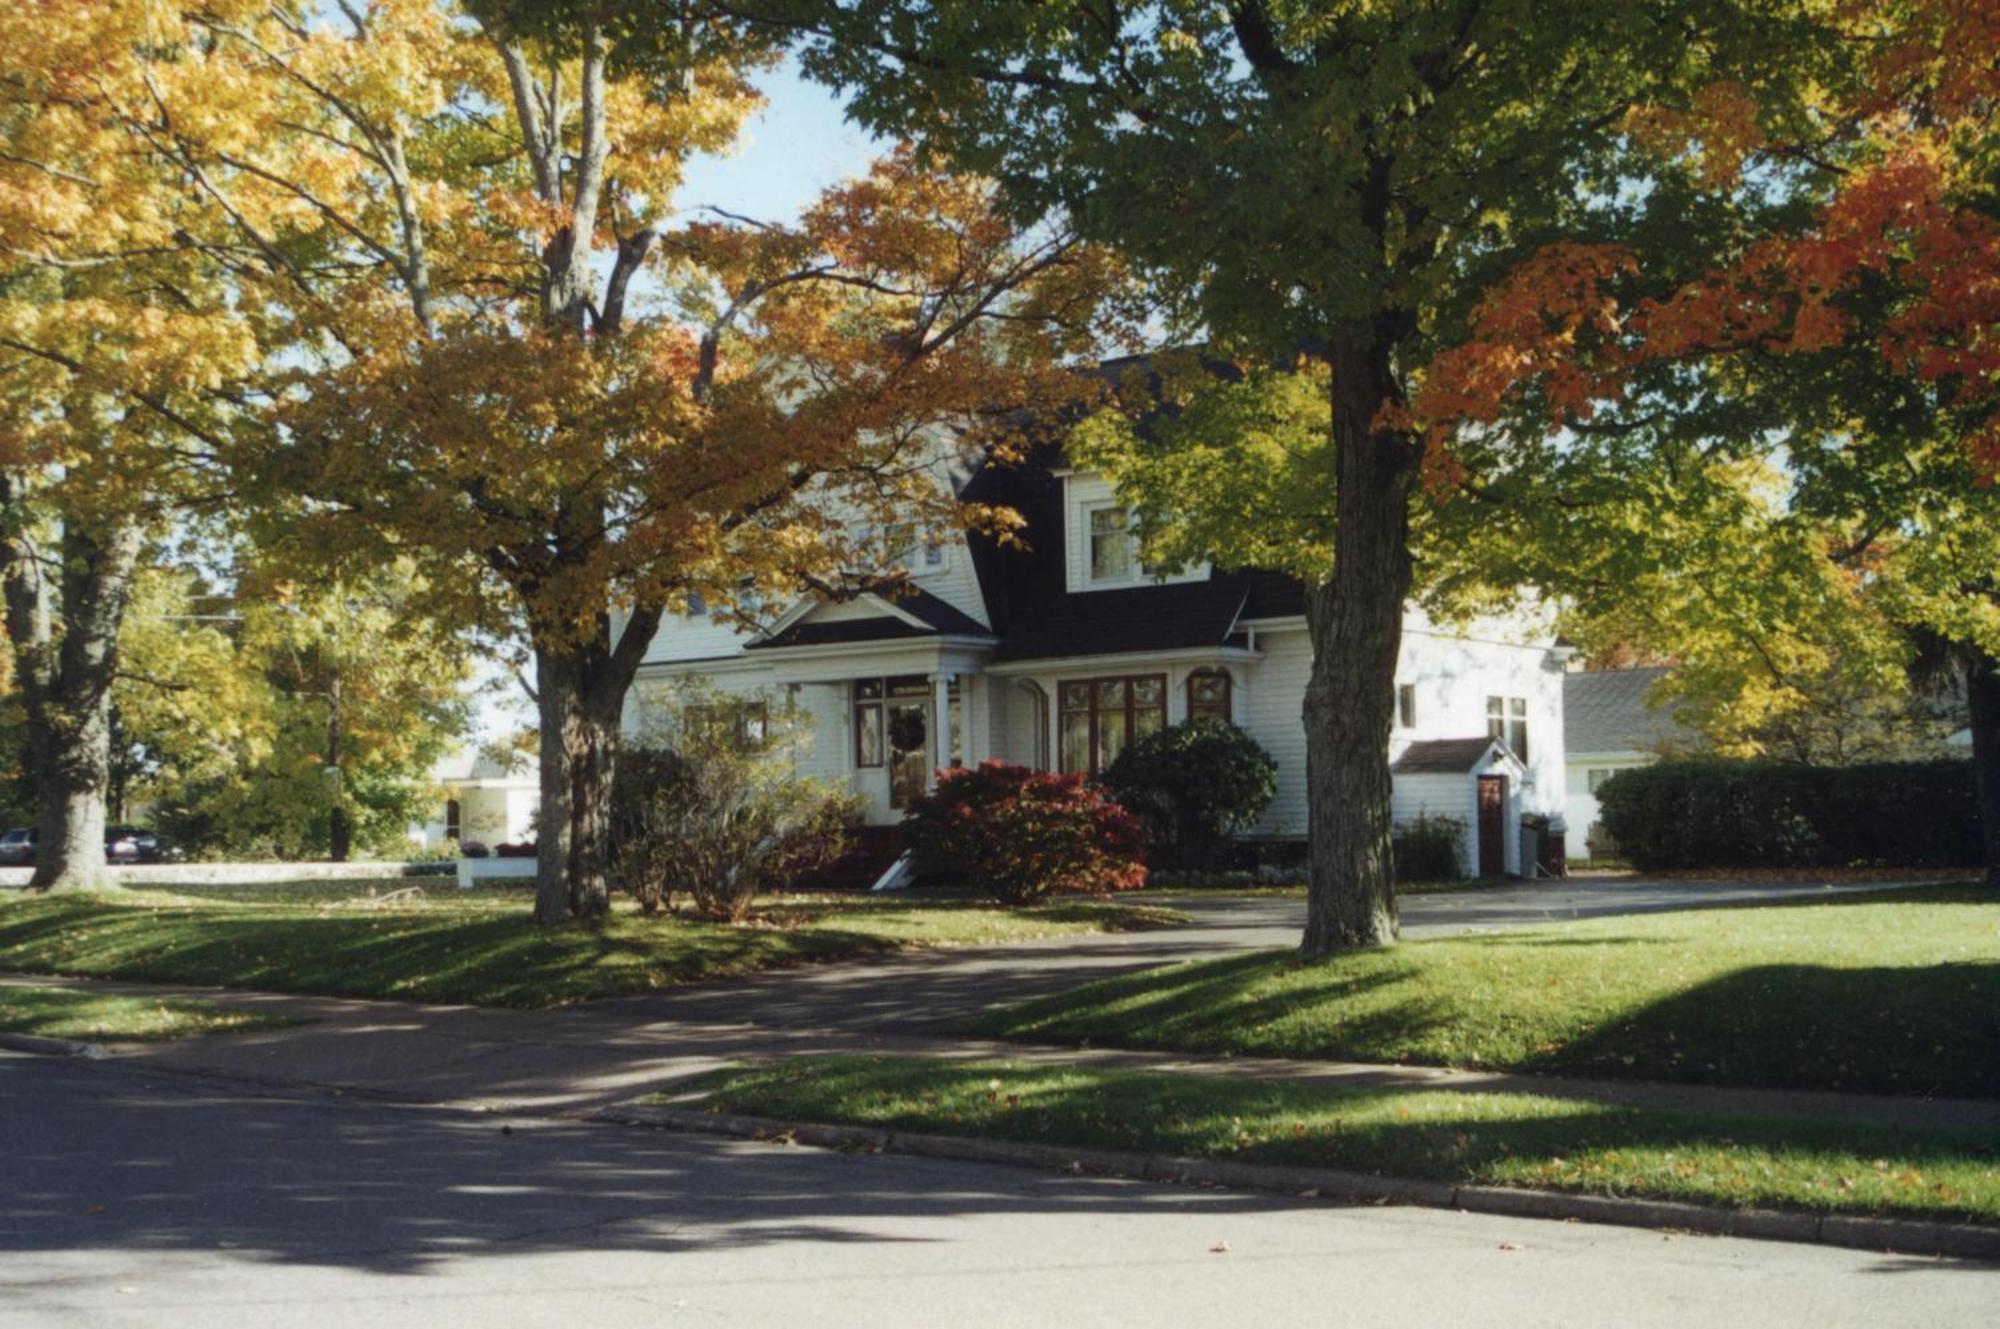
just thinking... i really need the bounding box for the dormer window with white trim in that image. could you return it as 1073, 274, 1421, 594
886, 521, 947, 576
1087, 505, 1148, 584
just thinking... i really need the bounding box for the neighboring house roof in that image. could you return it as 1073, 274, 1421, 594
1563, 667, 1683, 755
432, 746, 535, 786
1392, 737, 1508, 774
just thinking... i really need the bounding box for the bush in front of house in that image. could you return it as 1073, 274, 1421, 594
1100, 718, 1278, 867
612, 692, 863, 920
1391, 813, 1467, 882
902, 760, 1148, 903
1597, 758, 1983, 870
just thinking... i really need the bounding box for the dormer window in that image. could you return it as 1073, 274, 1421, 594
886, 521, 947, 575
1087, 505, 1145, 583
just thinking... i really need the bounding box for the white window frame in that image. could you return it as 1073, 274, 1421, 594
1486, 694, 1530, 764
1396, 683, 1418, 729
885, 521, 949, 578
1084, 502, 1150, 586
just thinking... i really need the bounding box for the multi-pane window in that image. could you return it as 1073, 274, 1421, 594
1188, 669, 1232, 724
1587, 767, 1615, 794
886, 522, 946, 573
854, 679, 885, 767
1486, 695, 1530, 763
1087, 506, 1137, 582
687, 700, 769, 751
1397, 683, 1418, 729
1060, 675, 1167, 774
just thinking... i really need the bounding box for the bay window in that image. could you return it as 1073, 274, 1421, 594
1059, 674, 1166, 774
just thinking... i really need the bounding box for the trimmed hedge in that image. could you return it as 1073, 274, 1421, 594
1596, 758, 1983, 870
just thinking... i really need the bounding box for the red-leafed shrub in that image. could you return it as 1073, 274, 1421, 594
901, 761, 1147, 902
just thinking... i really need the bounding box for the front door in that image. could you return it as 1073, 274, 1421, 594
1477, 774, 1507, 878
887, 701, 930, 810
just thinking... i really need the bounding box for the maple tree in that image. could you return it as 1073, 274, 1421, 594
1414, 0, 2000, 882
734, 0, 1867, 950
88, 1, 1111, 920
0, 1, 278, 889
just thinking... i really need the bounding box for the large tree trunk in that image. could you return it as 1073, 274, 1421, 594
1965, 643, 2000, 890
529, 604, 662, 924
1300, 343, 1421, 957
0, 507, 145, 894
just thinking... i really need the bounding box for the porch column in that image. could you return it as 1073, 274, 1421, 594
1045, 677, 1061, 773
930, 671, 954, 786
962, 674, 982, 765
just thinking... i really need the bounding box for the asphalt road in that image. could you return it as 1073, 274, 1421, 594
5, 1052, 1994, 1328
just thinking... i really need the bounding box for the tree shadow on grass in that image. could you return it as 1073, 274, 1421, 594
964, 950, 1453, 1058
1528, 963, 2000, 1100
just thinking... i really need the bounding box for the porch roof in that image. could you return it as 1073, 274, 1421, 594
746, 588, 993, 651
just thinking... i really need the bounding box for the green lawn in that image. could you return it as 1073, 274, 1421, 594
0, 984, 295, 1042
0, 888, 1186, 1009
971, 886, 2000, 1099
684, 1055, 2000, 1226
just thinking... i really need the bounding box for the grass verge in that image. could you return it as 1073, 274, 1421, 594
0, 984, 295, 1042
681, 1054, 2000, 1225
970, 885, 2000, 1099
0, 888, 1187, 1009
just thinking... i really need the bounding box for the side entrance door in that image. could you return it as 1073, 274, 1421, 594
1476, 774, 1507, 878
887, 700, 931, 811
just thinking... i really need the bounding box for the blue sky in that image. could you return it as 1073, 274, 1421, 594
678, 61, 886, 224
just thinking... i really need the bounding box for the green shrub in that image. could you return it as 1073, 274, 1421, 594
1101, 719, 1277, 867
614, 690, 863, 920
1392, 813, 1466, 882
1596, 758, 1983, 870
902, 761, 1147, 903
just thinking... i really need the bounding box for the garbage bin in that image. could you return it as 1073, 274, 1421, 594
1518, 815, 1544, 880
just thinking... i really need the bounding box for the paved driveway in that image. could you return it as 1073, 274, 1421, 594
6, 1052, 1993, 1329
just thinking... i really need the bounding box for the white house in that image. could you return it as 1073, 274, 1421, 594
623, 444, 1570, 880
1562, 666, 1685, 860
409, 746, 538, 851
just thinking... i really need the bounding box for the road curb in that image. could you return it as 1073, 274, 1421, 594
0, 1031, 104, 1059
595, 1103, 2000, 1262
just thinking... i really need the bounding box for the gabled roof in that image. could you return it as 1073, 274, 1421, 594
1564, 667, 1684, 754
1392, 737, 1510, 774
745, 588, 992, 652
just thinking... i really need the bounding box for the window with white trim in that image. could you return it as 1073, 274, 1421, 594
1486, 695, 1529, 763
1397, 683, 1418, 729
886, 521, 947, 575
1087, 505, 1138, 582
1587, 767, 1616, 794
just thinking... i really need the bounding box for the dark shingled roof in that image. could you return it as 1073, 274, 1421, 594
1391, 737, 1503, 774
991, 576, 1253, 663
1564, 668, 1684, 754
747, 588, 993, 651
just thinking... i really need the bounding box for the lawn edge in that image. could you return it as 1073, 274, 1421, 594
592, 1102, 2000, 1262
0, 1030, 105, 1059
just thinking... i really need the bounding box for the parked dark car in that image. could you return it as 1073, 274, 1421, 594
0, 827, 33, 866
0, 826, 169, 866
104, 826, 168, 864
